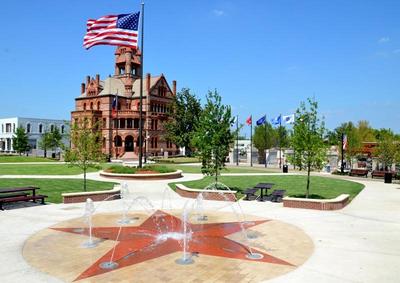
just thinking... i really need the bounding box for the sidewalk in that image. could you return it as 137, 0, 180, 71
0, 173, 399, 282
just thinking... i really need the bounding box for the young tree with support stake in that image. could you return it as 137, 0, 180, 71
64, 121, 106, 191
290, 98, 327, 198
192, 90, 234, 185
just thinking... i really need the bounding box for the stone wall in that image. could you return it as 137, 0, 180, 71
62, 187, 121, 204
175, 184, 237, 202
283, 194, 350, 210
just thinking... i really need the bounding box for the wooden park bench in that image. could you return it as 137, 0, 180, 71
243, 188, 258, 201
270, 190, 286, 202
349, 169, 368, 178
371, 170, 396, 179
0, 187, 48, 210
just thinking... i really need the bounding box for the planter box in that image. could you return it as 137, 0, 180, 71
175, 184, 237, 202
283, 194, 350, 210
100, 170, 183, 180
62, 186, 121, 204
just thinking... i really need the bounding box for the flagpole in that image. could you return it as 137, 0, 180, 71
341, 133, 344, 173
250, 115, 253, 167
116, 91, 119, 159
264, 115, 267, 168
138, 2, 145, 168
236, 115, 239, 166
279, 113, 282, 169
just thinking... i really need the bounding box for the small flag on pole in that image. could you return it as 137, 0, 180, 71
256, 115, 266, 126
270, 115, 281, 126
112, 94, 118, 118
246, 116, 252, 125
84, 12, 140, 50
282, 114, 295, 124
343, 134, 348, 150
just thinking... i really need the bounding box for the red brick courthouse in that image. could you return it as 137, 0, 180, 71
71, 47, 179, 159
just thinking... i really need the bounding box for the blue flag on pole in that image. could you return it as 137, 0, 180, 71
270, 115, 281, 126
256, 115, 266, 126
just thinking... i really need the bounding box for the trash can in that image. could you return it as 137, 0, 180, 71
51, 153, 56, 159
283, 165, 288, 173
326, 165, 331, 173
384, 172, 392, 183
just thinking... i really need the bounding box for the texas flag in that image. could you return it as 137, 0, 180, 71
246, 115, 252, 125
112, 95, 118, 118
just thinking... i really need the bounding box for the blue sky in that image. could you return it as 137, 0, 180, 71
1, 0, 399, 134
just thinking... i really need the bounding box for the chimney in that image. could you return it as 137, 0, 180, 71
146, 73, 151, 94
96, 74, 100, 85
86, 75, 90, 86
172, 80, 177, 96
81, 83, 86, 94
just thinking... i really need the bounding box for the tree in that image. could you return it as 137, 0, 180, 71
13, 127, 29, 155
374, 131, 397, 170
333, 122, 360, 168
38, 131, 53, 158
49, 126, 63, 154
273, 125, 290, 148
253, 122, 274, 164
289, 98, 327, 198
164, 88, 202, 156
357, 120, 376, 142
192, 90, 234, 184
64, 121, 105, 191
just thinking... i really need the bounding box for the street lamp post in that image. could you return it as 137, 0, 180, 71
144, 135, 150, 164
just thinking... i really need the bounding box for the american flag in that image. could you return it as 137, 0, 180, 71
343, 134, 348, 150
84, 12, 140, 50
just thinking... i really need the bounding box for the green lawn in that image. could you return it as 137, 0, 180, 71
0, 155, 57, 163
0, 164, 101, 175
0, 178, 117, 203
163, 164, 276, 174
169, 175, 364, 200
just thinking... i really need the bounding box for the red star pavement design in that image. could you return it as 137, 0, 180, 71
51, 210, 294, 281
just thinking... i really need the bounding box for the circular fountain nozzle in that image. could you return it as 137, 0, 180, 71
175, 257, 194, 265
81, 240, 98, 249
246, 253, 264, 260
99, 261, 119, 270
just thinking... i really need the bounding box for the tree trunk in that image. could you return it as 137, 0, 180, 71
44, 148, 47, 158
306, 162, 311, 198
84, 168, 87, 192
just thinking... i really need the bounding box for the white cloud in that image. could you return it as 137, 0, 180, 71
212, 9, 225, 17
378, 37, 390, 43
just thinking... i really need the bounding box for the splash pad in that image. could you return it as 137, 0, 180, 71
23, 184, 313, 282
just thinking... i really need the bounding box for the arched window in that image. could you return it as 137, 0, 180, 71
97, 101, 100, 110
102, 137, 106, 148
83, 103, 87, 110
90, 102, 93, 110
38, 124, 43, 133
26, 123, 31, 133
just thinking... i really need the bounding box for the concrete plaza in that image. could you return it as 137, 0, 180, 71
0, 172, 399, 282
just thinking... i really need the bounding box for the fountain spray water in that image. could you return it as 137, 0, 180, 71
118, 182, 138, 224
81, 198, 97, 248
175, 201, 194, 265
195, 193, 207, 221
204, 181, 263, 260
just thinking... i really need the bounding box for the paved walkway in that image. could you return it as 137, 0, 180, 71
0, 172, 399, 282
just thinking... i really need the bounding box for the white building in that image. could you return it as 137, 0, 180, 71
0, 117, 69, 155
